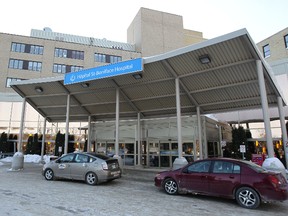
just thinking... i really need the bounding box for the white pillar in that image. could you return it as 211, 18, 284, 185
175, 77, 183, 157
114, 88, 123, 169
173, 78, 187, 169
18, 98, 26, 152
218, 125, 223, 157
40, 117, 47, 162
277, 96, 288, 167
137, 112, 141, 166
87, 115, 91, 152
64, 94, 70, 154
197, 107, 203, 159
256, 60, 274, 158
115, 88, 119, 156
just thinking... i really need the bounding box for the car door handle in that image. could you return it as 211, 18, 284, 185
229, 176, 234, 179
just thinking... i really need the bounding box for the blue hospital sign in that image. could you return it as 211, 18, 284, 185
64, 58, 143, 85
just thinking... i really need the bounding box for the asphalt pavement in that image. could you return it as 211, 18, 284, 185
0, 162, 287, 216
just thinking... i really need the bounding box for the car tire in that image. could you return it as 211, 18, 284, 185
163, 178, 178, 195
235, 187, 260, 209
85, 172, 98, 185
44, 168, 54, 181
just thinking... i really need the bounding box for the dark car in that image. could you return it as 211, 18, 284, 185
154, 158, 288, 209
43, 152, 121, 185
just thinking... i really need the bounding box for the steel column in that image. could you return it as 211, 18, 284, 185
115, 88, 119, 156
256, 60, 274, 158
18, 98, 26, 152
64, 94, 70, 154
197, 106, 203, 159
87, 115, 91, 152
40, 117, 46, 162
175, 77, 183, 157
277, 96, 288, 167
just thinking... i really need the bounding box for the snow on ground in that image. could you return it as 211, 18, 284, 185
0, 154, 51, 165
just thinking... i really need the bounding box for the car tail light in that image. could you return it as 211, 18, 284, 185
268, 175, 282, 188
101, 162, 108, 170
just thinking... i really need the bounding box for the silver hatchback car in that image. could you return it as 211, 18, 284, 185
42, 152, 121, 185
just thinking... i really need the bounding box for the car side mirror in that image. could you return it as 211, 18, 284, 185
182, 168, 188, 174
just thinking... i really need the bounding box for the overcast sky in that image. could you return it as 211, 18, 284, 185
1, 0, 287, 44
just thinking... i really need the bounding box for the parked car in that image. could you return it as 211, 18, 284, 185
154, 158, 288, 209
43, 152, 121, 185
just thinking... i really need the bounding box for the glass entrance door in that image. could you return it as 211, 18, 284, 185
159, 141, 178, 168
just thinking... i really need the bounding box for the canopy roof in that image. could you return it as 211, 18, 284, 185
11, 29, 286, 123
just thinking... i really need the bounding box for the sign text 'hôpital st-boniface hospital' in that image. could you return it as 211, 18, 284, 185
64, 58, 143, 85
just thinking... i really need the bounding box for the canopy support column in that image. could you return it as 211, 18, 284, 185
87, 115, 91, 152
277, 96, 288, 167
173, 77, 187, 169
197, 106, 203, 159
64, 94, 70, 155
114, 88, 123, 168
18, 97, 26, 152
137, 112, 141, 166
40, 117, 47, 163
256, 60, 274, 158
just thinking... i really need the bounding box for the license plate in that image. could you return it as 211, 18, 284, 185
111, 171, 120, 176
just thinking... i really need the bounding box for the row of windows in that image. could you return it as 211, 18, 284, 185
8, 59, 83, 74
53, 64, 83, 74
11, 42, 44, 55
9, 59, 42, 72
55, 48, 84, 60
11, 42, 123, 64
95, 53, 122, 63
262, 34, 288, 58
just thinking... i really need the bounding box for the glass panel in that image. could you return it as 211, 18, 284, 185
183, 142, 194, 162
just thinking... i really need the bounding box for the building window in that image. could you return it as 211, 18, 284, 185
28, 61, 42, 71
9, 59, 42, 71
95, 53, 106, 63
53, 64, 83, 74
6, 77, 25, 87
110, 55, 122, 63
53, 64, 66, 73
55, 48, 84, 60
263, 44, 270, 58
284, 35, 288, 48
9, 59, 23, 69
70, 65, 83, 72
11, 42, 43, 55
55, 48, 67, 58
94, 53, 122, 63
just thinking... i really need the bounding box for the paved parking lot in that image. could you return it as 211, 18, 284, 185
0, 162, 287, 216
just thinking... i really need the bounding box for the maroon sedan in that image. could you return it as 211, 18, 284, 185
154, 158, 288, 209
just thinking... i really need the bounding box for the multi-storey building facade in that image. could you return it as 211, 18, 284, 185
257, 27, 288, 102
1, 8, 219, 167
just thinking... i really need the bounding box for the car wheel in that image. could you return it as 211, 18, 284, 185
85, 172, 98, 185
163, 178, 178, 195
235, 187, 260, 209
44, 169, 54, 181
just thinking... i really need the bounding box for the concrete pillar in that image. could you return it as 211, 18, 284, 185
64, 94, 70, 154
173, 77, 187, 169
40, 117, 47, 163
277, 96, 288, 168
87, 115, 91, 152
256, 60, 274, 158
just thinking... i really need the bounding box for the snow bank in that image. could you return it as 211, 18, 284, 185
0, 154, 51, 164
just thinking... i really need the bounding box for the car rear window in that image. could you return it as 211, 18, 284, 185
86, 153, 110, 160
241, 160, 266, 172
